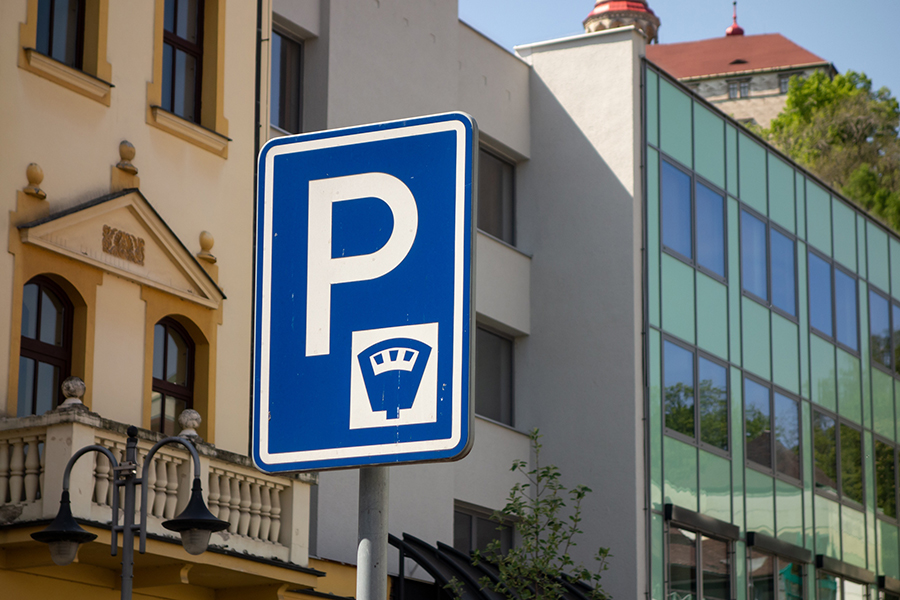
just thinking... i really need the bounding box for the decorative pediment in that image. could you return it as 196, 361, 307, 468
19, 189, 225, 308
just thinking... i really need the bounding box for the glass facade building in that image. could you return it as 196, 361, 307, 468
645, 62, 900, 600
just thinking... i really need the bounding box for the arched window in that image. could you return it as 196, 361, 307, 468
18, 276, 72, 416
151, 318, 194, 435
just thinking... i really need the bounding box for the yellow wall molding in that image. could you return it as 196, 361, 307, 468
147, 0, 230, 157
18, 0, 113, 105
149, 106, 230, 157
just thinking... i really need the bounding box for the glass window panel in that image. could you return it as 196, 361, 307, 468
151, 391, 164, 433
840, 424, 863, 504
809, 253, 833, 336
749, 549, 775, 600
51, 0, 80, 66
175, 0, 199, 43
153, 324, 166, 380
664, 341, 694, 438
771, 229, 796, 316
162, 43, 174, 112
844, 580, 866, 600
164, 396, 177, 435
167, 328, 190, 385
870, 292, 892, 369
453, 511, 472, 553
813, 412, 838, 494
35, 360, 59, 415
669, 526, 697, 600
701, 536, 730, 600
17, 357, 36, 416
774, 393, 801, 480
662, 161, 692, 259
815, 572, 838, 600
894, 303, 900, 375
270, 31, 282, 128
477, 150, 514, 244
875, 440, 897, 519
39, 288, 64, 346
475, 515, 498, 553
164, 0, 175, 32
699, 358, 728, 450
696, 182, 725, 277
778, 562, 803, 600
741, 211, 767, 299
745, 378, 771, 468
36, 0, 52, 55
475, 327, 513, 425
21, 283, 39, 339
835, 270, 858, 350
173, 48, 197, 122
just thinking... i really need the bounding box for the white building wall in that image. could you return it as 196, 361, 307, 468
514, 27, 646, 600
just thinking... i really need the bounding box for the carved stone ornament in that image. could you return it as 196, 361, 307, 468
178, 409, 202, 441
59, 376, 86, 408
102, 224, 145, 265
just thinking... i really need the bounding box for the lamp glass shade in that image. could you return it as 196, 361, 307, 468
48, 539, 80, 565
180, 528, 212, 555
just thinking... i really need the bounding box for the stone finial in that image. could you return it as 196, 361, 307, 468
197, 231, 217, 264
178, 409, 203, 441
24, 163, 47, 199
59, 376, 86, 408
116, 140, 138, 175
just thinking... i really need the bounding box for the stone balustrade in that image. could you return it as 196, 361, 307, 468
0, 407, 314, 567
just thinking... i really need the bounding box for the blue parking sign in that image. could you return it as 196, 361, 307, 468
253, 113, 476, 472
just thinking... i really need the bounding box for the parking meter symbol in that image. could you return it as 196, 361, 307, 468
357, 338, 432, 419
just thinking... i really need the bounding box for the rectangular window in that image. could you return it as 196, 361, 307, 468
478, 148, 515, 245
875, 439, 897, 520
744, 378, 801, 481
809, 250, 858, 351
780, 76, 791, 94
36, 0, 85, 69
741, 209, 797, 316
475, 326, 513, 425
740, 81, 750, 98
662, 160, 726, 278
162, 0, 203, 124
453, 503, 511, 555
749, 549, 804, 600
664, 340, 729, 452
728, 82, 739, 99
271, 29, 303, 134
668, 526, 731, 600
813, 410, 864, 505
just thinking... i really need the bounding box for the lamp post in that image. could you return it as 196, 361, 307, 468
32, 425, 229, 599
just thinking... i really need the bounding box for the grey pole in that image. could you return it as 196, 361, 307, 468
357, 466, 389, 600
118, 431, 139, 599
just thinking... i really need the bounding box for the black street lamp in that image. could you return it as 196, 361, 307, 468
32, 425, 229, 599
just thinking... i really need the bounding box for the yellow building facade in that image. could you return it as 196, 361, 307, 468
0, 1, 354, 598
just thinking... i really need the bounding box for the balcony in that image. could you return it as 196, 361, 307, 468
0, 405, 321, 595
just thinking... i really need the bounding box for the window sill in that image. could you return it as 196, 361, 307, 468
21, 48, 113, 105
149, 106, 231, 158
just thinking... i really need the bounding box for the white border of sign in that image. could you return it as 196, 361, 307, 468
257, 119, 469, 466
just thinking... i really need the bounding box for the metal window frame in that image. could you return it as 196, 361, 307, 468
739, 203, 799, 322
872, 434, 899, 524
270, 26, 304, 134
811, 405, 866, 509
477, 145, 517, 247
665, 507, 737, 600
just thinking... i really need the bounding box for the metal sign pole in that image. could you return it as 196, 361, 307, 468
357, 466, 389, 600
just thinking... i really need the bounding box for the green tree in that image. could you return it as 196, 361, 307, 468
449, 429, 611, 600
761, 70, 900, 228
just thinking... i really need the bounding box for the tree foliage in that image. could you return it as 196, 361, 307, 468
760, 70, 900, 228
449, 429, 611, 600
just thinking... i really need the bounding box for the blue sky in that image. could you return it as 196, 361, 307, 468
459, 0, 900, 100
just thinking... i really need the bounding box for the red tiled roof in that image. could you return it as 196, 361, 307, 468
645, 33, 829, 79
